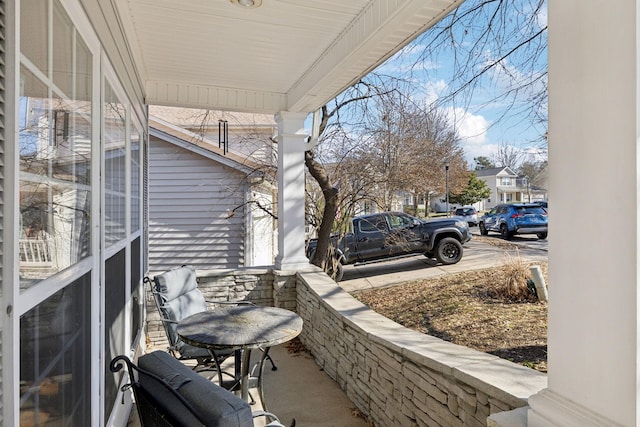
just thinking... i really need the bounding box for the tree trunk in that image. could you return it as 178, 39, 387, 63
305, 150, 339, 268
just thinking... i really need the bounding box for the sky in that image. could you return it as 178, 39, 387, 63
373, 0, 549, 168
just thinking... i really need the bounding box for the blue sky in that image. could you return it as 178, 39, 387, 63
374, 1, 548, 167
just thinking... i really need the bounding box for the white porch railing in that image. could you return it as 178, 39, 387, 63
19, 238, 53, 267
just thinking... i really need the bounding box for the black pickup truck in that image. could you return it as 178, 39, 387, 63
307, 211, 471, 281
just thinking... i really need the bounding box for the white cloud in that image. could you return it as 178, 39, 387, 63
451, 108, 489, 145
523, 146, 548, 163
464, 143, 500, 165
412, 81, 494, 165
445, 107, 493, 165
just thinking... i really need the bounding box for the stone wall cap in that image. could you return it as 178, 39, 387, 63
197, 266, 271, 277
454, 357, 547, 406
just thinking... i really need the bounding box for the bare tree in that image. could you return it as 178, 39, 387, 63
356, 91, 414, 211
305, 77, 397, 269
518, 159, 548, 201
400, 0, 548, 150
518, 159, 547, 187
354, 95, 467, 214
306, 80, 467, 270
491, 142, 525, 169
402, 106, 468, 213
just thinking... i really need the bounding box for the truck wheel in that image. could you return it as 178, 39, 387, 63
306, 248, 316, 260
435, 237, 463, 265
479, 222, 488, 236
329, 262, 344, 282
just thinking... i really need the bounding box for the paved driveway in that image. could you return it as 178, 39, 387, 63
339, 236, 548, 293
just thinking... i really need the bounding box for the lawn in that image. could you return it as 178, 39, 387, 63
355, 239, 548, 373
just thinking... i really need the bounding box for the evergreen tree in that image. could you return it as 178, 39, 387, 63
473, 156, 494, 170
449, 172, 491, 206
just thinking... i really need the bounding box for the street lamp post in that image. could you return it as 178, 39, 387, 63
445, 162, 450, 216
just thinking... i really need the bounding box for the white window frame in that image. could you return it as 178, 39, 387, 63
7, 0, 102, 425
7, 0, 145, 425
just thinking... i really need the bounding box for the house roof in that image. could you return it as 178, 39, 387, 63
115, 0, 464, 114
149, 106, 277, 129
475, 166, 518, 177
149, 116, 265, 175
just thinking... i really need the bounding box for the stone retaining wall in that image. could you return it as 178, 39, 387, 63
144, 265, 546, 426
296, 267, 547, 427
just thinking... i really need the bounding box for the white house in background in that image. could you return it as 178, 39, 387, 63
149, 116, 276, 274
476, 166, 547, 210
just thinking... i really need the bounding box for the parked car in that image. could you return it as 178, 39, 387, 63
454, 206, 478, 226
306, 212, 471, 280
479, 203, 548, 240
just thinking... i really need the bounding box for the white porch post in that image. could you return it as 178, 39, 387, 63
527, 1, 639, 426
274, 111, 310, 271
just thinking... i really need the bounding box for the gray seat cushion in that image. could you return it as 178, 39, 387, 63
137, 350, 253, 427
153, 265, 208, 355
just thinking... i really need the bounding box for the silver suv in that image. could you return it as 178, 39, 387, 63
454, 206, 478, 226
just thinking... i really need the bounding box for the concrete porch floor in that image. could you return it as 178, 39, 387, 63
127, 343, 370, 427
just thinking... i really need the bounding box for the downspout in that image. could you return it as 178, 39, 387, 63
244, 184, 253, 267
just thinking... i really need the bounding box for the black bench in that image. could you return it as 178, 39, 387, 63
111, 350, 289, 427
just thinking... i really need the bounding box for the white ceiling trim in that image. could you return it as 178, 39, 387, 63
145, 81, 288, 114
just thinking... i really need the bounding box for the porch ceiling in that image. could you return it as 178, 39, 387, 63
116, 0, 463, 114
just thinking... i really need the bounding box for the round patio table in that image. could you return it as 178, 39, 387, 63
177, 305, 303, 408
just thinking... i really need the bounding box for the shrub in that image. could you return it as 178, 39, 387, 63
486, 251, 539, 303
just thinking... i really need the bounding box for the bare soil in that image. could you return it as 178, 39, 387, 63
355, 236, 548, 373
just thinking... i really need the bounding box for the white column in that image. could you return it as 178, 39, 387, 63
274, 111, 310, 271
527, 1, 640, 426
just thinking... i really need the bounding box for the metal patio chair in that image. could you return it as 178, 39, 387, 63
110, 352, 291, 427
145, 265, 276, 394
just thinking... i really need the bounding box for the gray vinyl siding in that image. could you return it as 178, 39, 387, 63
148, 138, 247, 274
